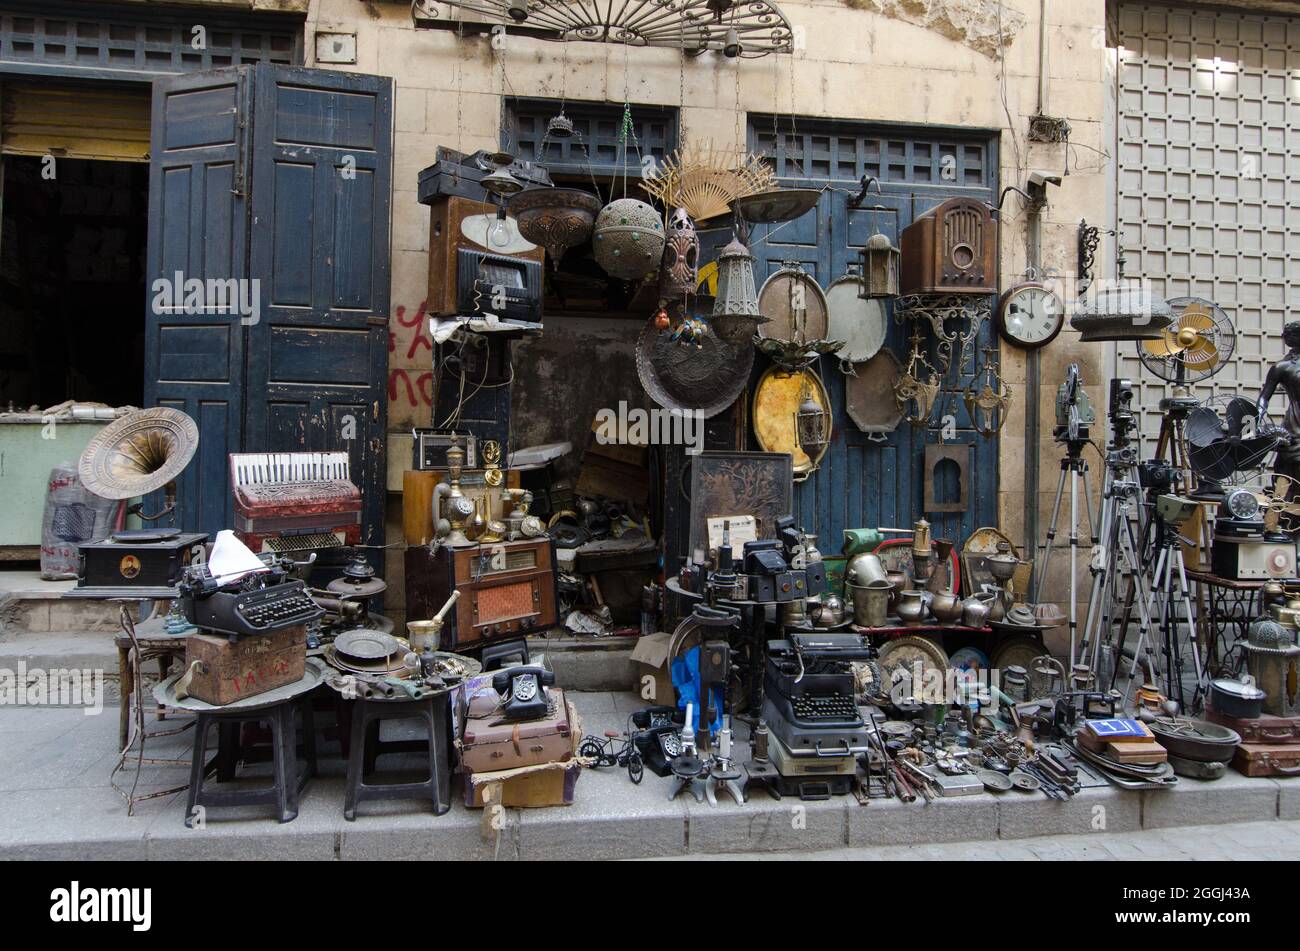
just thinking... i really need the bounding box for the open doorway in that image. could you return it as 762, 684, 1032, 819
0, 155, 147, 410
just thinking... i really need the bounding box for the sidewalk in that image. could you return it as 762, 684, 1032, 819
0, 692, 1297, 861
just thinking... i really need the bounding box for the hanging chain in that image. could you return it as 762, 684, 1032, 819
454, 28, 464, 151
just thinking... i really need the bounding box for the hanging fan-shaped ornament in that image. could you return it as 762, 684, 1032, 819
639, 142, 776, 225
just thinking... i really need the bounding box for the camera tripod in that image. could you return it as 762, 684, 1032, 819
1126, 511, 1205, 711
1078, 471, 1157, 696
1034, 434, 1098, 668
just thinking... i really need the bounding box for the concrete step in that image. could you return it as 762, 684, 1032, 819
0, 592, 122, 636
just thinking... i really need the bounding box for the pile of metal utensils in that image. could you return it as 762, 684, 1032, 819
320, 590, 479, 700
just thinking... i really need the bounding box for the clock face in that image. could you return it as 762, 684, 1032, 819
999, 284, 1064, 349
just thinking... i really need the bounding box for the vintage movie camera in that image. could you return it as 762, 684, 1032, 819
1054, 363, 1095, 443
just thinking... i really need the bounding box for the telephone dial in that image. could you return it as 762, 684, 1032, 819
628, 706, 688, 777
491, 665, 555, 720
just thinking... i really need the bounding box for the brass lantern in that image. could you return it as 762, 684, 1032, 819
711, 237, 764, 343
858, 232, 900, 300
793, 377, 830, 459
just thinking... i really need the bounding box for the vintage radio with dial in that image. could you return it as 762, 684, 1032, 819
404, 537, 558, 651
899, 196, 998, 296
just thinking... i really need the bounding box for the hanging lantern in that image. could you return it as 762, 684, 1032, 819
593, 197, 665, 281
657, 208, 700, 303
793, 377, 830, 459
711, 237, 766, 344
858, 232, 900, 300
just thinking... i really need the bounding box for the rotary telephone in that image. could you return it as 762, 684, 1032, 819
491, 665, 555, 721
629, 706, 686, 778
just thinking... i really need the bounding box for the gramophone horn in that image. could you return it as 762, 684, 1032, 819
78, 407, 199, 501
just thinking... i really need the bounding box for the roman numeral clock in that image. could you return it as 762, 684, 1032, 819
997, 281, 1066, 350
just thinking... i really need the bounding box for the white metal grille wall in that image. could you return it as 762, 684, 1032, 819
1114, 3, 1298, 452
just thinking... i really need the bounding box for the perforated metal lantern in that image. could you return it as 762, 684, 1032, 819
858, 232, 900, 300
794, 380, 830, 457
711, 237, 764, 343
593, 197, 665, 281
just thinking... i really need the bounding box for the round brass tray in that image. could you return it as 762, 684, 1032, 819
751, 365, 831, 479
756, 266, 828, 342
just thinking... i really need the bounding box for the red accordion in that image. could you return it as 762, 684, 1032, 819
230, 452, 361, 553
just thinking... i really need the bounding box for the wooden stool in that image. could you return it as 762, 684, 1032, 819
185, 696, 316, 826
343, 694, 452, 820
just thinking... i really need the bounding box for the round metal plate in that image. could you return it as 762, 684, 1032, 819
752, 365, 831, 477
977, 768, 1013, 792
825, 275, 887, 363
990, 634, 1046, 673
335, 628, 401, 662
756, 267, 829, 342
1009, 770, 1041, 791
876, 634, 949, 687
636, 320, 755, 419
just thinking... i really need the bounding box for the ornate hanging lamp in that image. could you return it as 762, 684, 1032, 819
794, 376, 830, 459
711, 237, 766, 343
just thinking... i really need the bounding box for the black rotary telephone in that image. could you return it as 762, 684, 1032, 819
491, 666, 555, 721
629, 706, 687, 777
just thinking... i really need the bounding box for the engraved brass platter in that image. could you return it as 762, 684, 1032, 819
752, 365, 831, 479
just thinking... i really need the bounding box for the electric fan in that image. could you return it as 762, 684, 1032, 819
1138, 296, 1235, 385
1185, 395, 1278, 498
1136, 296, 1237, 478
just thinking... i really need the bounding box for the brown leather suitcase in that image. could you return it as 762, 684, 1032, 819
1231, 741, 1300, 777
460, 688, 573, 774
1207, 707, 1300, 745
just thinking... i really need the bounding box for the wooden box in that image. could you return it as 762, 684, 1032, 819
405, 538, 558, 651
427, 196, 545, 317
899, 196, 998, 296
183, 625, 306, 706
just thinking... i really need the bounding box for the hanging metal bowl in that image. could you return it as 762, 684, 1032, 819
635, 320, 754, 419
508, 186, 603, 268
732, 188, 822, 225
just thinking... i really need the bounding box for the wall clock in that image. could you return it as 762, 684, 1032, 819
997, 282, 1064, 349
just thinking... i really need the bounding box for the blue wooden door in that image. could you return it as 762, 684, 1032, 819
746, 119, 999, 548
245, 65, 393, 547
147, 65, 393, 543
146, 68, 253, 533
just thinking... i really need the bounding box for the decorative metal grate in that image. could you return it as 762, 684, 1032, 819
413, 0, 794, 56
0, 0, 302, 79
751, 116, 993, 188
506, 98, 677, 178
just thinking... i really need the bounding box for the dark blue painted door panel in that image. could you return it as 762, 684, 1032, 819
146, 68, 251, 534
147, 65, 392, 543
745, 119, 1000, 550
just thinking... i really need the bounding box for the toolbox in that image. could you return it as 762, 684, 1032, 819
459, 687, 574, 774
1206, 707, 1300, 745
182, 624, 306, 706
1231, 741, 1300, 777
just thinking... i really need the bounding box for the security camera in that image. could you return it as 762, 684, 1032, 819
1028, 170, 1063, 190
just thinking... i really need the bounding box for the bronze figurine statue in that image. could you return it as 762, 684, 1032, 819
1257, 320, 1300, 516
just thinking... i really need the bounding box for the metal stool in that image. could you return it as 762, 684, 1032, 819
185, 696, 316, 826
343, 695, 452, 820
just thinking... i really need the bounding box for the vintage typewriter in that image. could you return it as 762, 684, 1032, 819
178, 554, 324, 641
230, 452, 362, 554
762, 635, 873, 757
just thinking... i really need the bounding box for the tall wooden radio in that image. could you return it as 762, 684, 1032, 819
405, 538, 558, 652
899, 197, 998, 295
427, 196, 545, 318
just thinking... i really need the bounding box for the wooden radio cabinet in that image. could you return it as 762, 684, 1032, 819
427, 196, 545, 317
899, 196, 998, 296
404, 538, 558, 652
